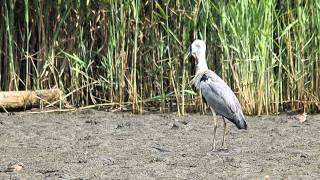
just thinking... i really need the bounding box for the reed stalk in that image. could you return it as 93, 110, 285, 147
0, 0, 319, 114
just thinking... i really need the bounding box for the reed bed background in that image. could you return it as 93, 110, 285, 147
0, 0, 319, 115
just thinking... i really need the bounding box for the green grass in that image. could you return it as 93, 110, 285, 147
0, 0, 319, 115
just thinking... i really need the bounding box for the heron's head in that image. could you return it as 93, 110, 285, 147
188, 40, 208, 73
190, 39, 206, 60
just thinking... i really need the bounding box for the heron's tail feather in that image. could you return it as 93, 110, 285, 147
236, 119, 247, 130
226, 116, 247, 130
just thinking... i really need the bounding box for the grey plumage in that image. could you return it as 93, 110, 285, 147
192, 70, 247, 129
189, 39, 247, 150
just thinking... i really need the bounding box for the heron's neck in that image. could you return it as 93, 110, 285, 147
196, 53, 208, 74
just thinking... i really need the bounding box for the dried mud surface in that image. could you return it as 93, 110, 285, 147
0, 110, 319, 179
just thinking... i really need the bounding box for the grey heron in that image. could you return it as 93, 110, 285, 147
189, 39, 247, 150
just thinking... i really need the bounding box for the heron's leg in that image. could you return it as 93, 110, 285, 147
210, 108, 217, 151
221, 118, 228, 149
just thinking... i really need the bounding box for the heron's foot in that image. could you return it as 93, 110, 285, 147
210, 147, 228, 152
218, 146, 228, 151
210, 144, 216, 151
220, 142, 228, 151
221, 142, 228, 151
210, 138, 217, 151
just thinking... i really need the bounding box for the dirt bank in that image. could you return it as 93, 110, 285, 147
0, 110, 319, 179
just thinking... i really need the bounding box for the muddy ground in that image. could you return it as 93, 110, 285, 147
0, 109, 319, 179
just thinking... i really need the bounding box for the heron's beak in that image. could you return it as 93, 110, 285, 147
189, 46, 195, 58
189, 52, 197, 62
189, 46, 198, 59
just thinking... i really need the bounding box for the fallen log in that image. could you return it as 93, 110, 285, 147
0, 89, 63, 110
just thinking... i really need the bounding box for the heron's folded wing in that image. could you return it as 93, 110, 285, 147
199, 77, 241, 119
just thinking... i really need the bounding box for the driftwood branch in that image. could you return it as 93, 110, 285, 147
0, 89, 63, 110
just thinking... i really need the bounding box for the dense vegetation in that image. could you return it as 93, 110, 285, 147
0, 0, 319, 115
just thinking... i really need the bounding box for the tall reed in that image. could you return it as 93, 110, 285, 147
0, 0, 319, 115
